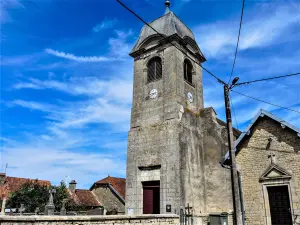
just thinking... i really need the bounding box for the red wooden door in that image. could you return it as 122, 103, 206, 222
143, 181, 160, 214
143, 187, 154, 214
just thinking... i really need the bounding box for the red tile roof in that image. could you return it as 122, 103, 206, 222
94, 176, 126, 199
68, 189, 101, 207
0, 174, 50, 200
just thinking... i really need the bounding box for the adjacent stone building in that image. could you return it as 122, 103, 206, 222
90, 176, 126, 214
67, 176, 126, 214
67, 180, 102, 211
222, 109, 300, 225
125, 1, 239, 224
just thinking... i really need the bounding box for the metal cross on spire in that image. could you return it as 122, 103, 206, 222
165, 0, 170, 14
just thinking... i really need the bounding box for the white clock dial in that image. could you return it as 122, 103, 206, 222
187, 92, 193, 103
149, 89, 158, 99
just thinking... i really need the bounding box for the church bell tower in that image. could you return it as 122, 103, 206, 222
126, 1, 233, 220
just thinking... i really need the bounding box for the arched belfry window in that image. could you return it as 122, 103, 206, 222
184, 59, 193, 84
147, 57, 162, 83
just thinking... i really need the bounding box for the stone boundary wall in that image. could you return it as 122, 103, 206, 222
0, 215, 179, 225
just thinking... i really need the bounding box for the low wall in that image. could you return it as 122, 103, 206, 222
0, 215, 179, 225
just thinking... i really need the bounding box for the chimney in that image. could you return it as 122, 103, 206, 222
0, 173, 6, 186
69, 180, 77, 192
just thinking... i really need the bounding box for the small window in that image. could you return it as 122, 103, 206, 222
148, 57, 162, 83
184, 59, 193, 84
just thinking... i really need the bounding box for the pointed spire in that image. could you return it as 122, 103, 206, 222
165, 0, 170, 14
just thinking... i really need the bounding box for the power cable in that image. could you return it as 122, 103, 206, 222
116, 0, 300, 115
116, 0, 226, 85
232, 90, 300, 114
235, 72, 300, 86
228, 0, 246, 85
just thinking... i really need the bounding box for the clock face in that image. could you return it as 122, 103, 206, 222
149, 89, 158, 99
187, 92, 193, 103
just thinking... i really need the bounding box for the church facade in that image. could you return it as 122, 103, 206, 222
125, 2, 238, 224
222, 109, 300, 225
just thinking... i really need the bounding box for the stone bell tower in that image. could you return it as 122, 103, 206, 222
126, 1, 234, 223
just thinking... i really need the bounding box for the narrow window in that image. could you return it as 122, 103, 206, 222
148, 57, 162, 83
184, 59, 193, 84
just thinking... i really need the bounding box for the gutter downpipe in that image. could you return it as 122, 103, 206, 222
237, 171, 246, 225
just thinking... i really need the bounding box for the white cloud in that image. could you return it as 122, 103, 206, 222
92, 18, 118, 32
0, 53, 42, 66
4, 76, 131, 187
13, 77, 133, 104
1, 137, 126, 188
195, 3, 300, 58
0, 0, 24, 24
109, 29, 134, 57
45, 48, 121, 62
9, 100, 54, 112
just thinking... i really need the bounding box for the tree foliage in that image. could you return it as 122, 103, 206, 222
7, 180, 69, 213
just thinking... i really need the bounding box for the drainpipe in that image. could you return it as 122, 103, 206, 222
237, 171, 246, 225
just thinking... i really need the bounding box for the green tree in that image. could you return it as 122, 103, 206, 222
7, 180, 69, 213
53, 181, 69, 211
7, 180, 49, 213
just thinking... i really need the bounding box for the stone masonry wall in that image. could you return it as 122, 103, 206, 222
92, 186, 125, 214
236, 117, 300, 225
0, 215, 179, 225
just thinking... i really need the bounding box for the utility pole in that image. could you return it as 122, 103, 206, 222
224, 78, 243, 225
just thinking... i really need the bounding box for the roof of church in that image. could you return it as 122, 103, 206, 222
92, 176, 126, 200
131, 11, 196, 53
221, 109, 300, 165
0, 173, 51, 200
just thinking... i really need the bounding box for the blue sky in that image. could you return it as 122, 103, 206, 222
1, 0, 299, 189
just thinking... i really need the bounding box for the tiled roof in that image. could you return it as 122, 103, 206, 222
94, 176, 126, 199
0, 174, 50, 200
68, 189, 101, 207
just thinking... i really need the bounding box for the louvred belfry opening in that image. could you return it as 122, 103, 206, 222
147, 57, 162, 83
184, 59, 193, 84
143, 181, 160, 214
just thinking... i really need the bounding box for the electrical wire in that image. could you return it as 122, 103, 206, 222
116, 0, 226, 85
235, 72, 300, 86
232, 90, 300, 114
228, 0, 246, 85
116, 0, 300, 116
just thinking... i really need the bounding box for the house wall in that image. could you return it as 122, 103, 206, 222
0, 215, 179, 225
92, 186, 124, 214
236, 117, 300, 225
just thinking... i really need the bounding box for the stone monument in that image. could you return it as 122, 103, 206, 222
44, 188, 56, 215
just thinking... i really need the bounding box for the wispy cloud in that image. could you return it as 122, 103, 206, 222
9, 100, 54, 112
45, 48, 121, 62
195, 3, 300, 58
109, 29, 134, 57
0, 53, 42, 66
0, 0, 24, 24
13, 77, 133, 103
2, 136, 126, 188
92, 18, 118, 32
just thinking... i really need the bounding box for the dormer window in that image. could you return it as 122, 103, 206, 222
148, 57, 162, 83
184, 59, 193, 85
